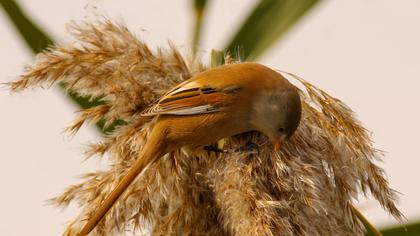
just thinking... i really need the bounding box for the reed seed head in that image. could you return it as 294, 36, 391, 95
7, 19, 402, 236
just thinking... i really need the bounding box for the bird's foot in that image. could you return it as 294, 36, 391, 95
205, 142, 260, 155
237, 141, 260, 155
204, 145, 227, 153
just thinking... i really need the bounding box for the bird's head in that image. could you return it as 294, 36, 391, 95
250, 83, 302, 151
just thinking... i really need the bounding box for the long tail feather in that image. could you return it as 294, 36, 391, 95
78, 131, 165, 236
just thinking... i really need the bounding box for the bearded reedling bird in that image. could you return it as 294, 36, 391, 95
78, 62, 302, 235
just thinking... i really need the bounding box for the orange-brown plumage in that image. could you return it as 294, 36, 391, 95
78, 62, 302, 235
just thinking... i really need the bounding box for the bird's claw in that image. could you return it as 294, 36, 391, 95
237, 141, 260, 155
204, 145, 227, 153
205, 142, 260, 155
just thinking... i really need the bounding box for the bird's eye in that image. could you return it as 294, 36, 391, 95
278, 127, 285, 132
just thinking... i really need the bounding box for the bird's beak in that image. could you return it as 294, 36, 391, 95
274, 138, 283, 151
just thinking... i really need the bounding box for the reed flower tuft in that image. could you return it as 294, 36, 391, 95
7, 19, 402, 236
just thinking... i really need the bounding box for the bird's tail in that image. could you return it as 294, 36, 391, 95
77, 131, 165, 236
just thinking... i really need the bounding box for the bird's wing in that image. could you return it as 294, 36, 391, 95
142, 80, 240, 116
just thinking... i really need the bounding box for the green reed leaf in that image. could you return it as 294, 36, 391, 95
225, 0, 320, 60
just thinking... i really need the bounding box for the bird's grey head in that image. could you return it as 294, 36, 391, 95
250, 85, 302, 147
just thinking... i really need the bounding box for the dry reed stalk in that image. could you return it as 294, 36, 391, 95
7, 19, 402, 236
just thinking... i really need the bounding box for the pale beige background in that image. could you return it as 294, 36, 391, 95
1, 1, 419, 235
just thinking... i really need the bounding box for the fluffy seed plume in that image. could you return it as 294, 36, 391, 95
7, 19, 402, 236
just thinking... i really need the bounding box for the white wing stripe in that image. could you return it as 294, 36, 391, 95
160, 105, 219, 115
